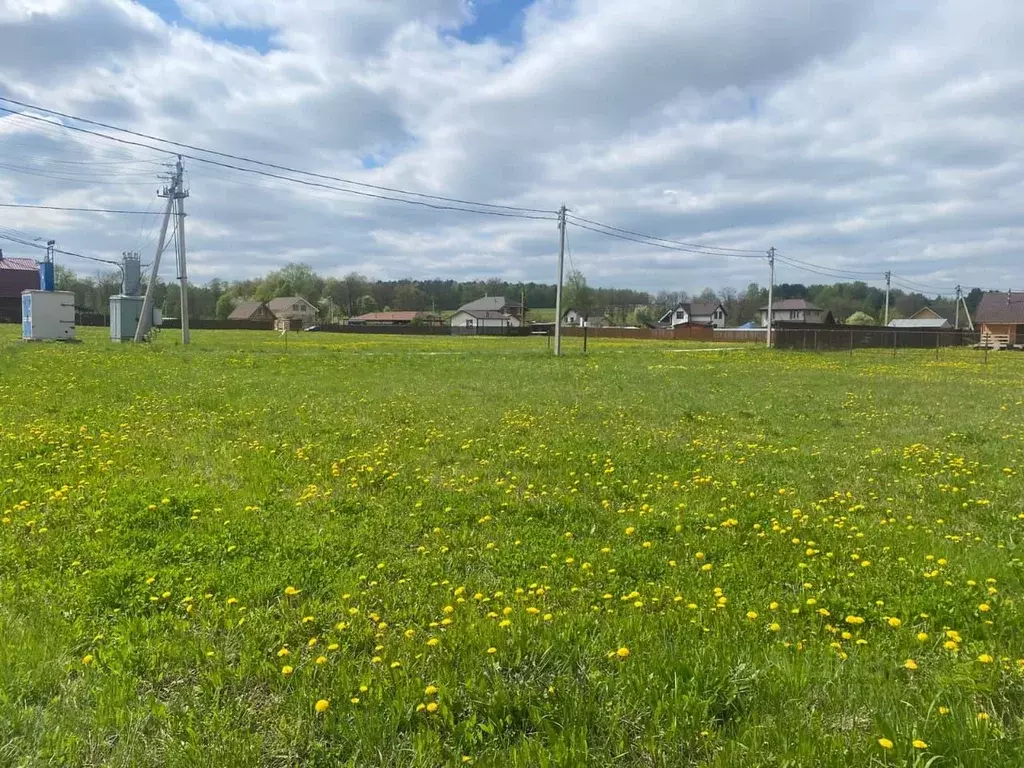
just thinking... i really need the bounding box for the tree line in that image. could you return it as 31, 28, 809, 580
54, 262, 977, 326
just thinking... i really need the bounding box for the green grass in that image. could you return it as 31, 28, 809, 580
1, 327, 1023, 767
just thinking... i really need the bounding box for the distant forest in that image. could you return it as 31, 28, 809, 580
54, 262, 980, 326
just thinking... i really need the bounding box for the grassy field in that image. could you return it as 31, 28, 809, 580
1, 327, 1022, 767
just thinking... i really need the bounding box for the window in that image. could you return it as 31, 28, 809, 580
790, 310, 799, 319
465, 319, 473, 327
292, 303, 300, 312
675, 310, 686, 320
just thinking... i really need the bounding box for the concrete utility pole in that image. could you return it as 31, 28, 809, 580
884, 270, 892, 326
955, 284, 961, 329
766, 246, 775, 348
135, 170, 178, 342
554, 205, 567, 356
173, 156, 190, 345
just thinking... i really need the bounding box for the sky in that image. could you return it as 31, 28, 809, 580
0, 0, 1022, 296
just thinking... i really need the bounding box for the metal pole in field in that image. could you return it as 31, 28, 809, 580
884, 270, 891, 326
766, 247, 775, 348
554, 205, 567, 356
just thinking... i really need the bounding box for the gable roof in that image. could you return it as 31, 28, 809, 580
974, 291, 1024, 324
458, 296, 521, 313
909, 306, 945, 320
228, 300, 268, 321
350, 311, 437, 323
454, 309, 515, 320
888, 318, 952, 329
267, 296, 316, 316
688, 300, 725, 317
761, 298, 823, 311
0, 256, 37, 272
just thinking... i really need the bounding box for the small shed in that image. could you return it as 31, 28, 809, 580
974, 291, 1024, 348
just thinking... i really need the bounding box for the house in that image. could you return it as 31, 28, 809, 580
456, 296, 523, 320
760, 299, 832, 326
0, 253, 41, 322
562, 307, 611, 327
268, 296, 318, 331
974, 291, 1024, 348
228, 301, 275, 322
348, 311, 441, 326
657, 300, 727, 328
449, 309, 522, 330
449, 296, 523, 329
888, 308, 952, 330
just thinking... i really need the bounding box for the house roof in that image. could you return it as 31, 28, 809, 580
267, 296, 315, 316
974, 291, 1024, 324
228, 300, 267, 320
909, 306, 945, 320
761, 298, 823, 311
454, 309, 514, 320
0, 257, 37, 272
350, 311, 435, 323
688, 300, 724, 316
458, 296, 522, 313
888, 318, 952, 329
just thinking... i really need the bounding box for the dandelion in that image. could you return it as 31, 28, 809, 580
977, 654, 993, 664
746, 611, 758, 620
769, 623, 781, 632
916, 632, 929, 642
81, 654, 94, 666
912, 739, 928, 749
315, 699, 330, 713
426, 702, 439, 713
371, 656, 382, 664
938, 706, 950, 715
977, 712, 989, 721
424, 685, 438, 696
878, 738, 893, 750
390, 661, 401, 669
351, 697, 360, 705
281, 665, 293, 676
315, 656, 327, 665
284, 586, 301, 596
886, 617, 902, 628
487, 646, 497, 654
845, 615, 864, 625
426, 638, 440, 647
327, 643, 339, 651
903, 659, 918, 670
616, 647, 630, 659
978, 603, 990, 612
277, 648, 290, 657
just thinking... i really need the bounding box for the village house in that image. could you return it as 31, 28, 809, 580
975, 291, 1024, 348
227, 301, 275, 323
657, 300, 727, 328
348, 311, 441, 326
268, 296, 318, 331
449, 296, 523, 330
760, 299, 833, 326
887, 306, 952, 330
561, 307, 611, 327
0, 253, 41, 322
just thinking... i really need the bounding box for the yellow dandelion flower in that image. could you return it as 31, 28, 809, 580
281, 665, 293, 676
426, 702, 439, 713
371, 656, 382, 664
978, 654, 993, 664
315, 699, 330, 713
912, 739, 927, 749
351, 697, 360, 705
284, 586, 301, 596
769, 623, 781, 632
426, 638, 440, 647
887, 617, 902, 628
904, 659, 918, 670
315, 656, 327, 665
277, 648, 290, 657
746, 611, 758, 620
938, 706, 950, 715
977, 712, 989, 721
878, 738, 893, 750
81, 654, 94, 666
487, 647, 497, 654
845, 615, 864, 625
916, 632, 929, 642
616, 647, 630, 659
424, 685, 438, 696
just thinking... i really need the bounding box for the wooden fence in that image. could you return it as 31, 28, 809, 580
773, 325, 980, 350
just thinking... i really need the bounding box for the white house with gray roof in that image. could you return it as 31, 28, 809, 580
449, 296, 523, 329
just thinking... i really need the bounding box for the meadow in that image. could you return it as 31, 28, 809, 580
0, 327, 1022, 767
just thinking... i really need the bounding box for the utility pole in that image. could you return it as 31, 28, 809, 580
135, 166, 179, 342
172, 156, 190, 345
554, 205, 567, 356
765, 247, 775, 348
884, 270, 891, 326
954, 284, 961, 329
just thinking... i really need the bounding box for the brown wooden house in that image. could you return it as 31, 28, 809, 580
975, 291, 1024, 348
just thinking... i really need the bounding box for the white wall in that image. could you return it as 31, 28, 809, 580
450, 311, 520, 328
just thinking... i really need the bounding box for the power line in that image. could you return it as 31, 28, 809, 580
567, 218, 766, 258
0, 203, 164, 215
890, 274, 951, 294
774, 255, 882, 282
566, 213, 764, 255
0, 107, 557, 222
0, 96, 555, 216
0, 231, 120, 266
774, 252, 879, 279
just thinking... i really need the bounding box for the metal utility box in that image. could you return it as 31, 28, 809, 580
110, 295, 162, 341
22, 290, 76, 341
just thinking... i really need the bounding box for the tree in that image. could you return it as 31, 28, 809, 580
216, 293, 237, 320
564, 269, 594, 322
846, 311, 875, 326
356, 294, 378, 315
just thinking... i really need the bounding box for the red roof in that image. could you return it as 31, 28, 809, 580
0, 257, 37, 271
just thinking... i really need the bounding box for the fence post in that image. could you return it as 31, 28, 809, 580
892, 330, 896, 357
936, 332, 940, 360
850, 330, 854, 358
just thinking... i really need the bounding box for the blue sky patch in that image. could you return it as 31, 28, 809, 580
458, 0, 534, 46
136, 0, 276, 54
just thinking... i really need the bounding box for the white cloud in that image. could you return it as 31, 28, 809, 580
0, 0, 1022, 294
